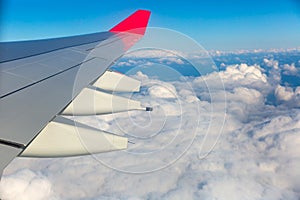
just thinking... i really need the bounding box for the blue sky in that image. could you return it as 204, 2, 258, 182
1, 0, 300, 50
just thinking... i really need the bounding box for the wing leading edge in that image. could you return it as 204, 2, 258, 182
0, 10, 151, 175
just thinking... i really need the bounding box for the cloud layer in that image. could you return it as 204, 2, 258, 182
1, 52, 300, 200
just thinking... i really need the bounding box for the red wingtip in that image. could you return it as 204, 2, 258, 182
109, 10, 151, 35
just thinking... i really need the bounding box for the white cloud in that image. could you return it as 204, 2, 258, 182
193, 63, 269, 97
158, 57, 184, 65
216, 63, 266, 83
120, 49, 188, 67
1, 61, 300, 200
209, 47, 300, 56
0, 169, 56, 200
275, 85, 295, 101
275, 85, 300, 107
124, 49, 185, 59
263, 58, 279, 69
283, 63, 299, 76
148, 84, 177, 99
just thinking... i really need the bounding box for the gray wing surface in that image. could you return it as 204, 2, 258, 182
0, 9, 151, 175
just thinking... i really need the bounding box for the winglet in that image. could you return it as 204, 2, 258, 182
110, 10, 151, 35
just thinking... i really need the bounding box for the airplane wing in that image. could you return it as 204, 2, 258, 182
0, 10, 151, 176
